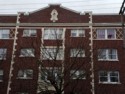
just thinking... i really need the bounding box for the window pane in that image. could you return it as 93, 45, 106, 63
0, 70, 3, 81
18, 69, 33, 79
23, 29, 37, 37
25, 70, 33, 78
78, 30, 85, 37
70, 49, 85, 57
71, 29, 85, 37
97, 29, 105, 39
100, 77, 108, 82
0, 29, 10, 39
70, 70, 85, 79
98, 49, 106, 59
71, 30, 77, 37
99, 71, 108, 82
40, 67, 61, 82
107, 29, 115, 39
42, 47, 63, 60
110, 77, 118, 82
20, 48, 35, 57
108, 49, 117, 59
44, 28, 63, 39
0, 48, 7, 60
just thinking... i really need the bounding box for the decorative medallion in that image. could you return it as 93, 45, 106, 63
50, 9, 58, 22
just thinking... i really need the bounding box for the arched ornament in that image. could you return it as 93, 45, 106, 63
50, 9, 58, 22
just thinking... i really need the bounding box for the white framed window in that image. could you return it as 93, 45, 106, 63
99, 71, 120, 84
0, 48, 7, 60
40, 67, 61, 82
70, 70, 86, 79
70, 49, 85, 57
0, 70, 3, 82
0, 29, 10, 39
17, 69, 33, 79
71, 29, 85, 37
20, 48, 35, 57
42, 47, 63, 60
98, 49, 118, 61
23, 29, 37, 37
43, 28, 63, 40
97, 29, 116, 39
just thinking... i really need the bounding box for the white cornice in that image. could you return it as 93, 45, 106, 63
0, 23, 123, 27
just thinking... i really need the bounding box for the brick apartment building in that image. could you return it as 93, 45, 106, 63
0, 4, 125, 94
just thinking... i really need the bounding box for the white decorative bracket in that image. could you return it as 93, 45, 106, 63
50, 9, 58, 22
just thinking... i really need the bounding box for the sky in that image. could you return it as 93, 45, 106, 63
0, 0, 123, 14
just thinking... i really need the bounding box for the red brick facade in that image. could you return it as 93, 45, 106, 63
0, 4, 125, 94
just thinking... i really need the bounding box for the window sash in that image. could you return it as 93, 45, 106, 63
23, 29, 37, 37
20, 48, 35, 57
99, 71, 119, 83
0, 70, 3, 81
70, 70, 85, 79
71, 29, 85, 37
0, 29, 10, 39
42, 48, 63, 60
98, 49, 117, 60
18, 69, 33, 79
70, 49, 85, 57
40, 67, 61, 82
44, 28, 63, 40
0, 48, 7, 60
97, 29, 116, 39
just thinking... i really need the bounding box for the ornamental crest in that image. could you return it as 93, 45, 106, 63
50, 9, 58, 22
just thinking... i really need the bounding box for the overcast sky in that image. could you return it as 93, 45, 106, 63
0, 0, 123, 14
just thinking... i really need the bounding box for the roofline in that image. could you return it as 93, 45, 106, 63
29, 5, 50, 14
0, 14, 17, 16
60, 5, 81, 14
92, 13, 119, 15
27, 4, 83, 15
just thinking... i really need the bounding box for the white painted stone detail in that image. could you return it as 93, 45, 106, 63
50, 9, 58, 22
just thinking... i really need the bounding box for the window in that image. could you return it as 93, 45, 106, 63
70, 49, 85, 57
0, 48, 7, 60
98, 49, 118, 61
42, 47, 63, 60
17, 69, 33, 79
20, 48, 35, 57
97, 29, 116, 39
0, 29, 10, 39
44, 28, 63, 40
0, 70, 3, 82
40, 67, 61, 82
71, 29, 85, 37
70, 70, 86, 79
99, 71, 120, 83
23, 29, 37, 37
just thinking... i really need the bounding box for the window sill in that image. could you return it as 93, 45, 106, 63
22, 36, 37, 37
43, 39, 63, 40
94, 39, 122, 40
70, 56, 85, 58
42, 59, 63, 60
70, 36, 85, 37
71, 77, 86, 80
0, 38, 13, 40
99, 82, 121, 84
17, 77, 32, 79
0, 58, 6, 60
98, 59, 119, 61
19, 55, 35, 57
